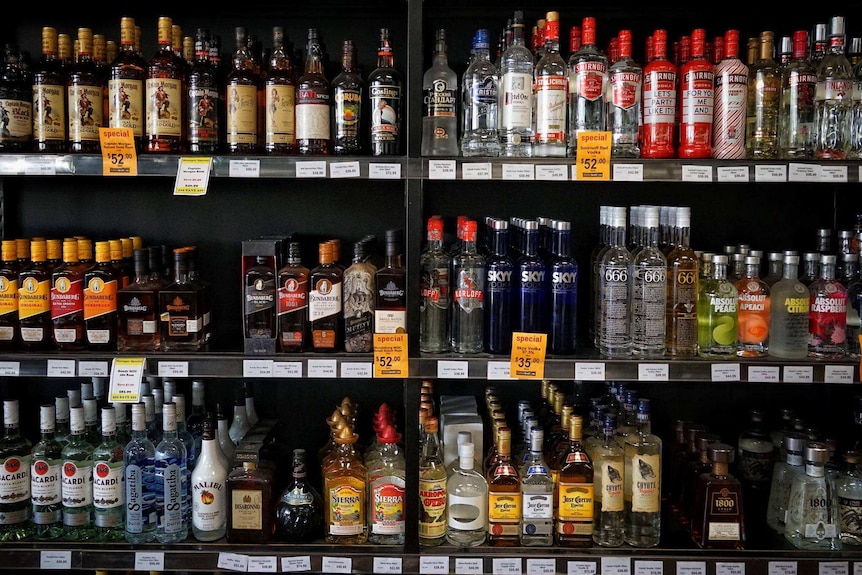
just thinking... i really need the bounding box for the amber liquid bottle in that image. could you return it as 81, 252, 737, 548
50, 238, 85, 351
18, 239, 52, 351
68, 28, 103, 153
226, 459, 275, 544
296, 28, 332, 155
225, 26, 261, 154
323, 425, 368, 544
264, 26, 296, 155
187, 28, 221, 154
83, 240, 119, 351
159, 248, 205, 351
117, 248, 161, 352
32, 26, 67, 152
277, 241, 309, 352
309, 242, 343, 352
556, 415, 595, 547
692, 443, 746, 549
486, 427, 521, 546
332, 39, 363, 155
146, 16, 185, 153
0, 240, 19, 350
0, 43, 33, 152
368, 28, 402, 156
108, 17, 147, 154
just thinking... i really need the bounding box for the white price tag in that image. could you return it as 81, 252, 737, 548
748, 366, 780, 382
711, 363, 741, 382
243, 359, 274, 378
612, 163, 644, 181
635, 561, 663, 575
455, 558, 484, 575
437, 360, 469, 378
282, 556, 312, 572
296, 161, 327, 178
853, 563, 862, 575
502, 163, 535, 180
135, 552, 165, 571
755, 165, 787, 182
783, 365, 813, 383
487, 361, 514, 380
40, 551, 72, 569
157, 361, 189, 377
462, 163, 492, 180
0, 361, 19, 376
273, 361, 303, 378
682, 165, 713, 181
788, 163, 820, 182
374, 557, 403, 574
47, 359, 76, 377
248, 557, 278, 573
568, 561, 597, 575
535, 164, 568, 180
493, 558, 522, 575
429, 159, 457, 179
228, 159, 261, 178
340, 362, 372, 378
716, 563, 745, 575
575, 362, 606, 380
602, 557, 631, 575
330, 161, 361, 178
820, 563, 849, 575
768, 562, 797, 575
0, 157, 22, 175
78, 361, 109, 376
420, 557, 450, 575
369, 163, 402, 179
676, 562, 706, 575
322, 557, 352, 574
825, 365, 854, 383
25, 157, 56, 175
638, 363, 669, 381
717, 166, 750, 182
820, 166, 848, 182
308, 359, 338, 378
527, 559, 556, 575
218, 553, 250, 572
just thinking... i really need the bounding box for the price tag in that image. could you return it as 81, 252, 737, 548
437, 360, 469, 378
174, 157, 212, 196
79, 361, 109, 377
273, 361, 303, 378
820, 166, 848, 182
0, 157, 22, 175
108, 357, 145, 402
717, 166, 750, 182
788, 163, 820, 182
341, 362, 372, 378
602, 557, 631, 575
612, 163, 644, 181
135, 552, 165, 571
784, 365, 813, 383
100, 127, 138, 175
243, 359, 274, 378
157, 361, 189, 378
527, 559, 556, 575
24, 157, 56, 175
575, 131, 611, 180
575, 362, 606, 380
820, 563, 849, 575
635, 561, 663, 575
282, 556, 312, 572
0, 361, 19, 377
369, 163, 402, 179
510, 332, 546, 379
429, 159, 457, 179
462, 162, 492, 179
322, 557, 352, 574
248, 557, 278, 573
229, 159, 261, 177
374, 557, 403, 574
676, 562, 706, 575
218, 553, 250, 572
748, 366, 780, 382
853, 563, 862, 575
755, 165, 787, 182
40, 551, 72, 569
535, 164, 568, 180
296, 161, 327, 178
502, 164, 535, 180
568, 561, 597, 575
638, 363, 669, 381
420, 557, 450, 575
493, 559, 522, 575
716, 563, 745, 575
768, 562, 797, 575
47, 359, 76, 377
681, 165, 713, 181
455, 558, 484, 575
374, 333, 408, 377
308, 359, 337, 378
487, 361, 514, 380
330, 161, 361, 178
825, 365, 854, 383
711, 363, 741, 382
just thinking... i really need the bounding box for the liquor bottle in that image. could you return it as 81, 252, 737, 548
597, 206, 632, 357
32, 26, 67, 152
0, 400, 32, 541
548, 219, 578, 355
515, 220, 546, 333
185, 381, 205, 458
0, 240, 19, 350
191, 414, 227, 541
691, 443, 745, 549
784, 441, 841, 550
642, 29, 676, 158
421, 28, 459, 156
155, 402, 188, 543
225, 26, 260, 154
82, 240, 119, 351
309, 241, 343, 352
276, 448, 323, 542
779, 30, 817, 158
567, 17, 607, 156
461, 29, 500, 156
679, 29, 714, 158
263, 26, 296, 155
631, 206, 666, 357
835, 449, 862, 544
61, 405, 95, 541
450, 219, 485, 353
216, 403, 236, 465
763, 251, 784, 287
243, 382, 258, 429
92, 407, 125, 541
446, 441, 488, 546
50, 238, 85, 351
420, 216, 450, 352
158, 248, 205, 351
485, 427, 520, 546
519, 427, 553, 546
736, 255, 770, 357
172, 394, 197, 503
697, 254, 738, 358
766, 431, 807, 534
745, 31, 780, 159
498, 11, 533, 157
18, 239, 52, 351
276, 241, 309, 352
226, 457, 274, 543
815, 16, 853, 159
295, 28, 331, 155
108, 17, 146, 153
329, 39, 363, 155
31, 404, 63, 540
187, 28, 221, 154
624, 398, 661, 547
482, 218, 512, 354
117, 248, 160, 351
146, 16, 185, 153
228, 389, 251, 445
323, 422, 367, 544
765, 253, 810, 358
374, 229, 406, 334
607, 29, 642, 157
68, 30, 103, 153
366, 425, 405, 544
712, 29, 748, 159
244, 255, 275, 340
592, 414, 625, 546
809, 254, 847, 358
418, 415, 446, 546
109, 239, 131, 289
532, 11, 567, 157
555, 415, 593, 546
54, 396, 70, 447
81, 399, 100, 457
368, 28, 402, 156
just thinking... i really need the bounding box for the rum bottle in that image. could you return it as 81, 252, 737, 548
158, 248, 205, 351
309, 242, 343, 352
244, 255, 276, 340
61, 406, 95, 541
191, 414, 227, 542
187, 28, 221, 154
567, 16, 607, 156
809, 254, 847, 358
225, 26, 260, 154
264, 26, 295, 155
642, 29, 676, 158
0, 400, 33, 541
692, 443, 745, 549
68, 28, 101, 153
277, 241, 309, 352
146, 16, 185, 153
712, 29, 748, 159
50, 238, 85, 351
343, 240, 375, 353
332, 39, 363, 155
18, 239, 52, 351
31, 404, 63, 540
679, 29, 714, 158
296, 28, 331, 155
368, 28, 402, 156
556, 415, 594, 546
32, 26, 67, 152
420, 216, 450, 353
92, 407, 125, 541
323, 424, 367, 544
0, 240, 18, 350
275, 448, 323, 542
82, 241, 119, 351
108, 17, 146, 153
117, 248, 160, 352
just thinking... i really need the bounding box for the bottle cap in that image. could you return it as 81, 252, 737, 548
458, 441, 475, 459
707, 443, 735, 464
377, 424, 402, 443
805, 441, 830, 464
784, 431, 808, 452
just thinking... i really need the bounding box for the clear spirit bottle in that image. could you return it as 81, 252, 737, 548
809, 254, 847, 358
697, 254, 738, 358
691, 443, 745, 549
567, 16, 607, 156
736, 255, 770, 357
31, 404, 63, 539
154, 402, 188, 543
556, 415, 594, 546
216, 403, 235, 465
61, 405, 95, 541
746, 31, 780, 158
835, 449, 862, 545
814, 16, 854, 160
784, 441, 841, 550
367, 425, 405, 544
533, 11, 567, 157
498, 11, 533, 157
419, 416, 447, 546
779, 30, 817, 159
124, 403, 156, 543
172, 394, 195, 530
593, 414, 625, 546
519, 427, 553, 546
631, 206, 667, 357
0, 400, 32, 541
712, 29, 748, 159
766, 431, 807, 534
607, 30, 642, 158
446, 441, 488, 547
191, 414, 227, 542
666, 206, 699, 356
450, 219, 485, 353
624, 398, 662, 547
92, 407, 125, 541
228, 388, 251, 445
420, 216, 450, 353
421, 28, 459, 156
461, 29, 500, 157
597, 206, 632, 357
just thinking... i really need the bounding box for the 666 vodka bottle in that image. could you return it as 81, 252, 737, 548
597, 206, 632, 357
631, 206, 666, 357
607, 30, 642, 158
567, 17, 607, 157
498, 11, 533, 157
451, 220, 486, 353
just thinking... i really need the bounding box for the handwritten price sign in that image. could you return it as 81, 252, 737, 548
510, 332, 547, 379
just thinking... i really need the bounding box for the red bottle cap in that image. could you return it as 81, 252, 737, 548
724, 30, 739, 59
792, 30, 808, 59
378, 424, 402, 444
582, 17, 596, 45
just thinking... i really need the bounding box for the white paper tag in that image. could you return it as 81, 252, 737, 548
242, 359, 273, 378
527, 559, 556, 575
825, 365, 854, 384
330, 161, 360, 178
135, 552, 165, 571
369, 163, 402, 179
308, 359, 338, 378
493, 558, 522, 575
0, 157, 22, 175
218, 553, 250, 572
462, 163, 492, 180
438, 360, 469, 378
322, 557, 352, 574
682, 165, 713, 181
273, 361, 303, 378
420, 557, 450, 575
229, 159, 261, 178
502, 164, 535, 180
768, 562, 797, 575
638, 363, 669, 381
108, 358, 144, 403
717, 166, 750, 182
455, 558, 483, 575
716, 563, 745, 575
24, 157, 56, 175
748, 366, 780, 383
0, 361, 20, 377
755, 164, 787, 182
853, 563, 862, 575
248, 557, 278, 573
429, 159, 457, 179
568, 561, 598, 575
788, 163, 820, 182
47, 359, 76, 377
174, 157, 212, 195
340, 362, 373, 378
78, 361, 109, 376
487, 361, 514, 380
40, 551, 72, 569
575, 362, 606, 380
783, 365, 814, 383
677, 562, 707, 575
820, 166, 848, 182
613, 163, 644, 181
819, 563, 849, 575
711, 363, 741, 382
282, 556, 312, 572
535, 164, 568, 180
602, 557, 631, 575
296, 161, 327, 178
635, 561, 664, 575
158, 361, 189, 377
374, 557, 403, 574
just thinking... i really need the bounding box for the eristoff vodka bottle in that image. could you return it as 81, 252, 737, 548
421, 28, 459, 156
450, 220, 486, 353
93, 406, 125, 541
62, 405, 95, 540
420, 216, 450, 352
567, 17, 607, 156
461, 29, 500, 157
498, 11, 533, 157
124, 402, 156, 543
155, 402, 188, 543
533, 12, 567, 157
607, 30, 642, 157
815, 16, 853, 159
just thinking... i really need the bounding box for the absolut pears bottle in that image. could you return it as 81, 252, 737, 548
698, 254, 738, 358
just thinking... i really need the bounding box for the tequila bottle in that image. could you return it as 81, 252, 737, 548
31, 404, 63, 539
367, 425, 405, 544
785, 441, 841, 550
835, 449, 862, 545
746, 31, 781, 158
814, 16, 853, 159
779, 31, 817, 158
766, 431, 807, 534
519, 427, 553, 546
461, 29, 500, 157
808, 254, 847, 358
93, 407, 125, 541
446, 442, 487, 547
533, 11, 567, 157
420, 216, 450, 353
62, 406, 95, 541
624, 398, 661, 547
567, 17, 607, 156
486, 427, 520, 546
607, 30, 642, 157
323, 425, 367, 544
691, 443, 745, 549
556, 415, 594, 546
498, 11, 533, 157
697, 254, 738, 358
593, 414, 625, 547
124, 403, 156, 543
0, 400, 32, 541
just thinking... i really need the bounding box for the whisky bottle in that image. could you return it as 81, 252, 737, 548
309, 242, 343, 352
332, 39, 363, 155
486, 427, 521, 546
187, 28, 221, 154
368, 28, 402, 156
276, 448, 323, 542
50, 238, 85, 351
556, 415, 594, 546
692, 443, 745, 549
68, 28, 102, 153
18, 239, 52, 351
0, 400, 33, 541
92, 407, 125, 541
226, 26, 260, 154
244, 255, 276, 339
117, 248, 160, 352
0, 240, 19, 351
62, 406, 95, 541
158, 248, 205, 351
343, 240, 376, 353
146, 16, 185, 153
32, 26, 67, 152
31, 404, 63, 540
108, 17, 146, 152
83, 241, 119, 351
324, 424, 367, 544
746, 31, 781, 158
264, 26, 296, 155
374, 229, 406, 334
296, 28, 331, 155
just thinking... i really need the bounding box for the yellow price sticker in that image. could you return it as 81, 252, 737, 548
510, 332, 547, 379
99, 127, 138, 176
575, 131, 611, 181
108, 357, 146, 403
374, 333, 408, 378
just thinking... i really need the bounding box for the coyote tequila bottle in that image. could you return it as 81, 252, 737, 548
624, 398, 661, 547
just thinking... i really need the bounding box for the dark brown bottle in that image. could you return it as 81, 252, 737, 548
146, 16, 186, 153
226, 26, 261, 154
332, 40, 363, 154
187, 28, 221, 154
309, 242, 343, 351
244, 255, 276, 339
368, 28, 402, 156
50, 238, 85, 351
296, 28, 332, 155
18, 239, 52, 351
0, 43, 33, 152
374, 229, 406, 333
275, 448, 323, 541
264, 26, 296, 155
0, 240, 20, 350
83, 240, 119, 351
68, 28, 102, 153
32, 27, 67, 152
226, 459, 275, 544
277, 242, 309, 352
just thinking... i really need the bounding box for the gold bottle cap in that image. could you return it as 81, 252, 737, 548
318, 242, 333, 264
1, 240, 16, 262
77, 28, 93, 56
418, 407, 428, 426
172, 24, 183, 50
338, 396, 355, 417
541, 380, 549, 399
58, 34, 72, 60
129, 236, 143, 251
106, 40, 118, 62
545, 12, 559, 22
121, 237, 133, 258
15, 239, 30, 259
77, 238, 93, 261
135, 26, 142, 52
30, 239, 47, 262
120, 17, 136, 46
95, 241, 111, 263
62, 239, 78, 263
157, 17, 173, 45
327, 408, 349, 431
93, 34, 107, 62
553, 390, 563, 414
334, 425, 358, 443
424, 416, 438, 434
183, 36, 194, 61
109, 239, 123, 261
46, 239, 62, 261
569, 415, 583, 440
42, 27, 58, 55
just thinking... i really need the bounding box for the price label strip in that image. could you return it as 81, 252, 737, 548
99, 127, 137, 175
374, 333, 408, 377
510, 332, 547, 379
575, 131, 611, 181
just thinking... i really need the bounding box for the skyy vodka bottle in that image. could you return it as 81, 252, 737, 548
498, 11, 533, 157
516, 220, 547, 333
484, 218, 514, 354
548, 220, 578, 355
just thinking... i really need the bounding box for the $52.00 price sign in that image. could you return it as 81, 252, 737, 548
510, 332, 547, 379
575, 131, 611, 181
99, 128, 138, 175
374, 334, 408, 378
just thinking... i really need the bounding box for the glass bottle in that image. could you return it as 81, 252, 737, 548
228, 388, 251, 445
158, 248, 205, 351
421, 28, 459, 156
779, 30, 817, 159
92, 407, 125, 541
745, 31, 780, 158
461, 28, 500, 156
191, 414, 227, 542
187, 28, 221, 154
154, 402, 188, 543
498, 11, 533, 157
446, 441, 488, 547
32, 26, 67, 152
368, 28, 402, 156
31, 404, 63, 540
736, 255, 770, 357
276, 448, 323, 542
309, 241, 343, 352
226, 458, 274, 544
0, 240, 19, 351
642, 29, 677, 158
124, 403, 156, 544
367, 425, 405, 544
50, 238, 85, 351
809, 254, 848, 358
374, 229, 406, 334
555, 415, 593, 546
548, 219, 578, 355
146, 16, 185, 153
117, 248, 160, 352
679, 29, 714, 158
18, 239, 52, 351
296, 28, 331, 155
624, 398, 662, 547
331, 39, 363, 155
597, 206, 633, 357
486, 427, 520, 546
691, 443, 745, 549
323, 424, 367, 544
216, 403, 236, 465
712, 29, 748, 159
450, 219, 485, 353
243, 382, 258, 429
277, 241, 309, 352
108, 17, 146, 153
769, 255, 810, 358
519, 427, 554, 546
483, 218, 514, 354
515, 220, 547, 334
567, 16, 607, 156
225, 26, 260, 154
61, 405, 95, 541
420, 216, 450, 353
697, 254, 738, 358
607, 29, 641, 158
67, 29, 101, 153
419, 416, 446, 546
814, 16, 853, 159
533, 11, 567, 157
784, 441, 841, 550
264, 26, 296, 155
631, 206, 667, 357
243, 255, 276, 340
185, 381, 206, 458
0, 400, 32, 541
766, 431, 807, 534
835, 449, 862, 545
593, 414, 625, 547
82, 240, 119, 351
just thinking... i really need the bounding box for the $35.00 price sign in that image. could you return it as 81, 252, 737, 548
99, 127, 138, 175
575, 131, 611, 181
510, 332, 547, 379
374, 334, 408, 378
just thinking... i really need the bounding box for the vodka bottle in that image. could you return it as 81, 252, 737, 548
784, 442, 841, 550
533, 11, 567, 157
567, 17, 607, 156
446, 442, 487, 546
548, 220, 578, 355
124, 403, 156, 543
642, 29, 676, 158
450, 219, 485, 353
697, 254, 738, 359
31, 404, 63, 539
498, 11, 533, 157
484, 218, 514, 354
421, 28, 459, 156
61, 406, 95, 540
835, 449, 862, 545
607, 30, 642, 157
712, 29, 748, 159
597, 206, 632, 357
593, 414, 625, 546
769, 254, 810, 358
814, 16, 853, 159
461, 29, 500, 157
679, 29, 714, 158
779, 31, 817, 158
92, 407, 125, 541
154, 402, 188, 543
746, 31, 781, 158
852, 41, 862, 157
519, 427, 553, 546
515, 220, 547, 333
216, 403, 236, 465
420, 215, 450, 352
624, 398, 661, 547
631, 206, 667, 357
809, 254, 848, 358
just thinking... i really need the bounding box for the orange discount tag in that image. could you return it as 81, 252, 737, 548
575, 131, 611, 181
99, 127, 137, 175
510, 332, 547, 379
374, 333, 408, 378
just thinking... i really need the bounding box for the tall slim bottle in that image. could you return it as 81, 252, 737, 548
92, 407, 125, 541
225, 26, 260, 154
548, 220, 578, 355
461, 29, 500, 156
296, 28, 331, 155
814, 16, 853, 159
607, 30, 642, 157
420, 216, 450, 353
187, 28, 222, 154
32, 26, 67, 152
146, 16, 185, 153
68, 28, 102, 153
533, 12, 567, 157
769, 255, 810, 358
419, 416, 447, 546
61, 406, 95, 541
108, 17, 146, 152
567, 17, 607, 156
712, 30, 748, 159
642, 29, 676, 158
679, 29, 714, 158
746, 31, 781, 158
631, 206, 666, 357
422, 28, 459, 156
516, 220, 547, 333
779, 31, 817, 158
154, 402, 188, 543
124, 403, 156, 543
0, 400, 33, 541
451, 219, 486, 353
624, 398, 661, 547
498, 11, 534, 157
332, 39, 363, 155
264, 26, 296, 155
368, 28, 402, 156
597, 206, 632, 357
31, 404, 63, 539
665, 207, 698, 356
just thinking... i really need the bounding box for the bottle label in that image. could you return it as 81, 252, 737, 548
418, 477, 446, 538
328, 484, 364, 535
643, 69, 676, 123
343, 267, 374, 352
192, 478, 225, 531
669, 267, 698, 350
18, 276, 50, 319
708, 520, 741, 541
0, 96, 31, 142
31, 457, 61, 505
535, 76, 567, 143
62, 460, 93, 508
69, 84, 104, 143
230, 487, 263, 531
708, 487, 741, 538
447, 492, 486, 531
374, 310, 406, 334
125, 462, 152, 534
226, 84, 258, 144
83, 276, 118, 320
93, 460, 124, 510
370, 84, 400, 143
0, 454, 30, 504
424, 79, 457, 118
631, 453, 660, 512
453, 269, 484, 313
488, 491, 520, 524
467, 76, 497, 131
817, 79, 853, 101
295, 104, 330, 141
500, 72, 532, 130
609, 71, 641, 111
737, 290, 769, 344
804, 521, 838, 539
839, 496, 862, 538
682, 69, 715, 125
157, 460, 183, 533
188, 85, 220, 144
599, 263, 630, 346
573, 61, 607, 102
810, 292, 848, 351
557, 482, 593, 520
33, 84, 67, 142
266, 84, 296, 144
309, 279, 342, 321
121, 295, 157, 335
51, 276, 84, 320
278, 276, 308, 315
600, 461, 624, 512
245, 277, 276, 317
145, 78, 181, 137
108, 79, 144, 136
421, 266, 450, 308
522, 492, 553, 519
334, 87, 361, 140
371, 478, 405, 535
285, 486, 314, 506
632, 266, 666, 347
0, 276, 17, 318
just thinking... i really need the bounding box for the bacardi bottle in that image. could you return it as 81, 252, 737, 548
92, 407, 125, 541
0, 400, 32, 541
62, 406, 95, 541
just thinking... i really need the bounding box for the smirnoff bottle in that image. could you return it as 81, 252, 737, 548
607, 30, 642, 157
642, 29, 676, 158
712, 30, 748, 159
809, 254, 847, 358
779, 31, 817, 158
498, 11, 533, 157
567, 17, 608, 156
746, 31, 781, 159
815, 16, 854, 159
679, 29, 714, 158
450, 220, 485, 354
533, 11, 567, 157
